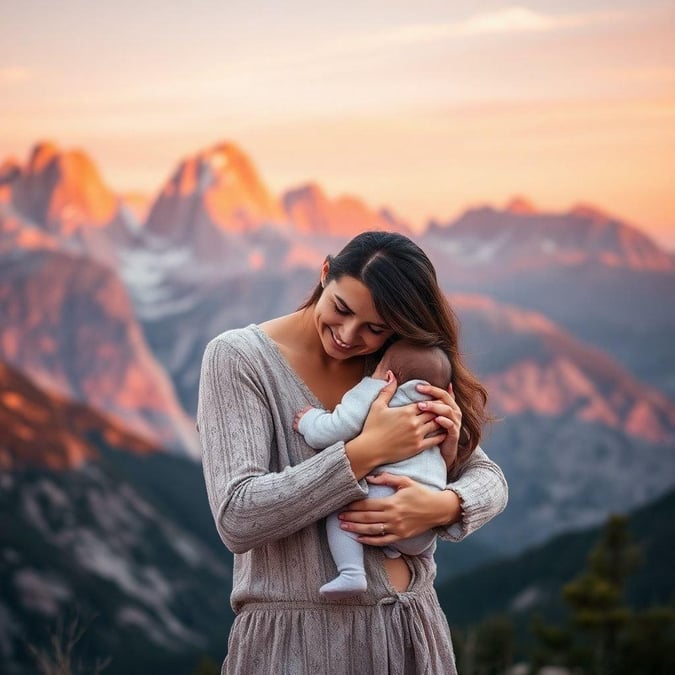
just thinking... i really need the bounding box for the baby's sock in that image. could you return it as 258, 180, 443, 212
383, 546, 401, 559
319, 572, 367, 599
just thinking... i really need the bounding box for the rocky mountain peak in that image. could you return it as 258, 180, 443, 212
148, 140, 285, 236
282, 181, 410, 236
452, 294, 675, 445
12, 141, 118, 233
0, 156, 22, 185
0, 361, 158, 470
505, 196, 537, 215
568, 202, 613, 224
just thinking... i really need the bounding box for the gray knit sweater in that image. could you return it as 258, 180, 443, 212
197, 325, 508, 674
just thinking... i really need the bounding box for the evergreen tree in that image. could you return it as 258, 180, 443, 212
455, 616, 515, 675
562, 515, 641, 673
529, 514, 660, 674
615, 606, 675, 675
190, 655, 220, 675
474, 615, 514, 675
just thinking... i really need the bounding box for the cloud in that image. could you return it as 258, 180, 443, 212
458, 7, 561, 35
0, 67, 31, 84
344, 6, 627, 49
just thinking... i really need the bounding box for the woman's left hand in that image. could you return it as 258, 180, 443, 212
416, 382, 462, 469
338, 473, 461, 547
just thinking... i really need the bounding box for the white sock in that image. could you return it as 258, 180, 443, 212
319, 572, 367, 599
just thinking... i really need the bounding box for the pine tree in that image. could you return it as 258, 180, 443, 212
562, 515, 641, 674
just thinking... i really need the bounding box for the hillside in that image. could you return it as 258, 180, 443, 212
437, 488, 675, 626
0, 365, 234, 675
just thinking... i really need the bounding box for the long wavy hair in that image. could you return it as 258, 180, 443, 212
300, 231, 490, 469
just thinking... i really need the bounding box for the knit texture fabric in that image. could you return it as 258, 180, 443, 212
197, 324, 508, 674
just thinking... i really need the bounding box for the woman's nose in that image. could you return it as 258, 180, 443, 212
341, 319, 358, 343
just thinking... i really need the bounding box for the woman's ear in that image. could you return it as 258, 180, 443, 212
320, 259, 330, 288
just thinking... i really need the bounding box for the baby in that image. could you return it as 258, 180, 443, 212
295, 340, 452, 599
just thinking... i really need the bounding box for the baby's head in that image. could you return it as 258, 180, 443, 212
373, 341, 452, 389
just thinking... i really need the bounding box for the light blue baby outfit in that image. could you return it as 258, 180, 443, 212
298, 377, 447, 598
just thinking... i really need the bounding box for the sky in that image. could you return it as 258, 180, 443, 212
2, 0, 675, 247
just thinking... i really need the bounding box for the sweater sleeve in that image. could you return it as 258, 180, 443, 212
435, 446, 508, 542
197, 336, 368, 554
297, 377, 387, 448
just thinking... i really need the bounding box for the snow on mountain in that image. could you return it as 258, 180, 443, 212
425, 199, 674, 272
0, 370, 232, 673
0, 247, 199, 458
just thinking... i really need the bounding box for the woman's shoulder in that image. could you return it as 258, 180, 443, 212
205, 324, 273, 363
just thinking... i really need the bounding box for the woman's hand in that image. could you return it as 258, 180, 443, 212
346, 373, 446, 478
338, 473, 462, 546
416, 382, 462, 470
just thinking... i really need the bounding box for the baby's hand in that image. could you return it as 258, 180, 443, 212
293, 406, 313, 431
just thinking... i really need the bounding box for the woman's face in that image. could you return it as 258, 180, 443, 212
314, 273, 393, 360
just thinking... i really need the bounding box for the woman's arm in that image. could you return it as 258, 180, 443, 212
437, 445, 508, 541
198, 337, 369, 554
338, 446, 507, 545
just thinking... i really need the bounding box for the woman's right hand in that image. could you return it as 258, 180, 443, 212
345, 373, 446, 478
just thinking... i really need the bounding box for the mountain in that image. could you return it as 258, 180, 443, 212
143, 142, 286, 263
10, 142, 117, 233
0, 362, 156, 470
132, 266, 318, 414
0, 366, 234, 675
282, 182, 411, 237
2, 142, 138, 266
453, 294, 675, 445
436, 487, 675, 627
4, 137, 674, 554
422, 203, 675, 399
0, 157, 21, 203
0, 247, 198, 456
0, 204, 59, 254
425, 199, 673, 273
449, 294, 675, 551
504, 196, 538, 215
119, 192, 152, 224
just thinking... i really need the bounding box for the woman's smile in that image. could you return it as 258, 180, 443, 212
329, 328, 355, 351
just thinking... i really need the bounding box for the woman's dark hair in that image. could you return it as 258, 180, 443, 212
299, 231, 490, 469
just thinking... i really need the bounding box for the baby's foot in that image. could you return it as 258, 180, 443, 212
383, 546, 401, 559
319, 573, 367, 599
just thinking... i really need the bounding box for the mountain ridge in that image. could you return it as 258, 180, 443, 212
0, 247, 199, 457
437, 487, 675, 625
2, 141, 671, 263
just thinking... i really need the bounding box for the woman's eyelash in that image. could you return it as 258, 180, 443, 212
333, 301, 385, 334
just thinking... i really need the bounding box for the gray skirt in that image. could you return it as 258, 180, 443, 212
223, 585, 457, 675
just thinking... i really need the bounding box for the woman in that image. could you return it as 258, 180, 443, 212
198, 231, 508, 674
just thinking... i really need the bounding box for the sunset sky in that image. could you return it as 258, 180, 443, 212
2, 1, 674, 246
